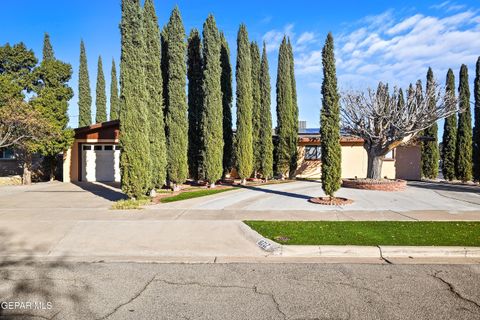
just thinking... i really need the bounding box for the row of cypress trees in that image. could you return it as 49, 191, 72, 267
438, 61, 480, 182
78, 41, 119, 127
118, 0, 293, 197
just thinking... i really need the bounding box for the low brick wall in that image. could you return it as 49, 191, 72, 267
342, 179, 407, 191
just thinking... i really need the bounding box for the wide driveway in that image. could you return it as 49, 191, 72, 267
153, 180, 480, 213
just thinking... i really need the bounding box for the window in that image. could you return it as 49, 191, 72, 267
304, 145, 321, 160
384, 150, 394, 159
115, 145, 121, 150
0, 148, 15, 160
94, 146, 102, 151
83, 145, 92, 151
104, 145, 113, 150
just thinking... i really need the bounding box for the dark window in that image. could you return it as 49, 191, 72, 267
104, 145, 113, 150
94, 146, 102, 151
304, 145, 321, 160
83, 145, 92, 151
115, 145, 121, 150
0, 148, 15, 159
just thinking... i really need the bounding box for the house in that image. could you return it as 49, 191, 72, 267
295, 132, 421, 180
61, 120, 421, 183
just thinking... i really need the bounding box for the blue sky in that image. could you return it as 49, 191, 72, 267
1, 0, 480, 135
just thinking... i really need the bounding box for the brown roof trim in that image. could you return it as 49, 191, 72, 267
298, 136, 364, 143
74, 119, 120, 134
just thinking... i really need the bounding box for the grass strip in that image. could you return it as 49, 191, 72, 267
160, 187, 238, 203
244, 221, 480, 246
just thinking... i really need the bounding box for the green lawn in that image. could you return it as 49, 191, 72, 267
160, 187, 238, 203
244, 221, 480, 246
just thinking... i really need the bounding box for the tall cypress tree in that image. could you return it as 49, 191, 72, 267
421, 67, 439, 179
33, 33, 74, 180
95, 56, 107, 123
201, 15, 223, 186
143, 0, 167, 189
455, 64, 472, 182
250, 41, 262, 176
473, 57, 480, 181
109, 58, 119, 120
259, 42, 274, 179
164, 7, 188, 189
235, 24, 253, 183
220, 32, 233, 178
119, 0, 151, 198
442, 69, 457, 181
320, 33, 341, 198
287, 38, 298, 178
42, 34, 54, 62
78, 40, 91, 127
160, 27, 169, 114
187, 28, 203, 180
275, 37, 293, 178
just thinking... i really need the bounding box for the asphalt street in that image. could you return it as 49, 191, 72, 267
0, 262, 479, 319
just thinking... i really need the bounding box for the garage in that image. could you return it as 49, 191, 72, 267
82, 144, 121, 182
63, 120, 121, 183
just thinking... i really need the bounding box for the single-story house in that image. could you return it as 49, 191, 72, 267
295, 133, 421, 180
61, 120, 421, 183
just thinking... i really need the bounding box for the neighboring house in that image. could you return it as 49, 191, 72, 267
0, 148, 20, 176
295, 132, 421, 180
0, 148, 50, 181
62, 120, 421, 183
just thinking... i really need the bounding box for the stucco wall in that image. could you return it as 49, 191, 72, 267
296, 143, 396, 179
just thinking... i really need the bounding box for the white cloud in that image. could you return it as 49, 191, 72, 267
262, 24, 294, 53
334, 8, 480, 87
297, 32, 315, 45
430, 1, 466, 12
386, 14, 424, 35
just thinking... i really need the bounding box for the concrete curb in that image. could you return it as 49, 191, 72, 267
380, 246, 480, 258
274, 245, 480, 259
237, 223, 281, 254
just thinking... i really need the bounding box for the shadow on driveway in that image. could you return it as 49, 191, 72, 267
407, 181, 480, 194
238, 184, 312, 200
73, 182, 127, 202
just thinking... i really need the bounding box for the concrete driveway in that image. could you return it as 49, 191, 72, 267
0, 181, 125, 209
153, 180, 480, 212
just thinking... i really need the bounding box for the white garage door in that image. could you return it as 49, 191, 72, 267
82, 144, 120, 182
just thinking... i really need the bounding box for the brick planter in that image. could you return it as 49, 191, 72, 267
342, 179, 407, 191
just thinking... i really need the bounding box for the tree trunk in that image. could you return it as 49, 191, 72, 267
366, 150, 383, 180
22, 153, 32, 185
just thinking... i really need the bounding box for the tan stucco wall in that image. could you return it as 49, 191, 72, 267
63, 139, 118, 182
296, 144, 396, 179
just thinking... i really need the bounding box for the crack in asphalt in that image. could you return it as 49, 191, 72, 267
432, 271, 480, 312
95, 277, 287, 320
156, 279, 287, 319
95, 275, 157, 320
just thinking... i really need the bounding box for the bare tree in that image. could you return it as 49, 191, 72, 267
341, 81, 457, 180
0, 99, 55, 184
